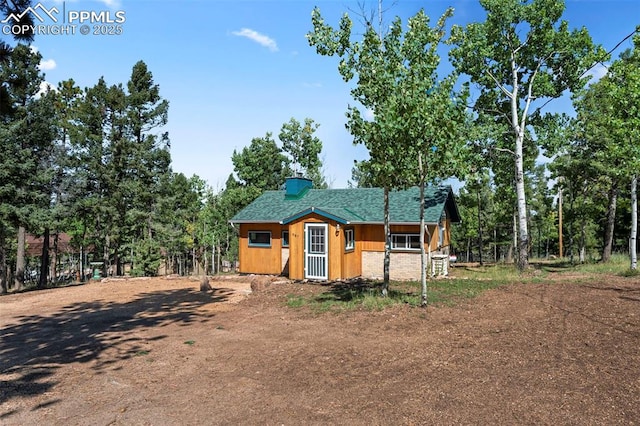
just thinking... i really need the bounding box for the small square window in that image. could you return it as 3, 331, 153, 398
344, 228, 354, 251
282, 231, 289, 247
248, 231, 271, 247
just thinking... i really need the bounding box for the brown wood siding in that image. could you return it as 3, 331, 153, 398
287, 213, 346, 281
238, 218, 448, 279
341, 225, 362, 279
237, 223, 284, 275
360, 224, 439, 252
442, 218, 452, 247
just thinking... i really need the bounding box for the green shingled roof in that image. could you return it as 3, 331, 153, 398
231, 185, 461, 225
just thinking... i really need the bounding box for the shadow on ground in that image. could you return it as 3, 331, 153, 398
0, 286, 233, 405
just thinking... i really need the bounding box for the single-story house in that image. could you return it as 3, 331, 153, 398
230, 177, 461, 281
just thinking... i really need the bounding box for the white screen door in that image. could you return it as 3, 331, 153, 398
305, 223, 328, 280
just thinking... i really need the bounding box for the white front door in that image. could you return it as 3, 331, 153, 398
304, 223, 328, 280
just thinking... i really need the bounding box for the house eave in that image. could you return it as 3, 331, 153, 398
349, 221, 440, 226
229, 220, 281, 224
281, 207, 350, 225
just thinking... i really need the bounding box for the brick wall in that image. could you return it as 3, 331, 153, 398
362, 251, 439, 281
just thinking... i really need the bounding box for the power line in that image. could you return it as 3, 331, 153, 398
580, 26, 640, 78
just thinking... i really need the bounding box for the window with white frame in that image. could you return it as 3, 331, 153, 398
344, 228, 354, 251
391, 234, 421, 250
248, 231, 271, 247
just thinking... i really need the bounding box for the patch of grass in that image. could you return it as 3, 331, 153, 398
286, 294, 308, 308
286, 277, 510, 312
620, 268, 640, 277
134, 350, 150, 356
427, 278, 506, 306
534, 253, 631, 276
184, 340, 195, 346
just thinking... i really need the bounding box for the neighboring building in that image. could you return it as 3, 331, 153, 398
230, 177, 461, 281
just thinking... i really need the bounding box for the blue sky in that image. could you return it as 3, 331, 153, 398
5, 0, 640, 190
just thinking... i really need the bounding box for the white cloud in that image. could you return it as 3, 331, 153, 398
30, 46, 57, 71
38, 58, 57, 71
52, 0, 122, 8
36, 81, 56, 99
364, 108, 375, 121
98, 0, 122, 8
232, 28, 278, 52
585, 63, 608, 83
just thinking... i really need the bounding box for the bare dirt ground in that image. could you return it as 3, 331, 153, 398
1, 272, 639, 425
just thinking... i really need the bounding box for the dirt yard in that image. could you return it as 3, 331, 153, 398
1, 272, 639, 425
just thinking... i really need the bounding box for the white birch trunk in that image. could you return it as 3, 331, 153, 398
509, 52, 531, 271
631, 175, 637, 270
419, 153, 427, 306
514, 124, 529, 270
382, 186, 390, 296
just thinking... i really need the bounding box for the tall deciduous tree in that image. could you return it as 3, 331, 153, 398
232, 133, 290, 192
308, 6, 468, 298
279, 117, 326, 188
571, 32, 640, 266
449, 0, 604, 270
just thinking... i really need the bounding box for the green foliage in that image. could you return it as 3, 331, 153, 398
279, 117, 326, 188
449, 0, 605, 270
64, 61, 171, 276
131, 238, 162, 277
309, 6, 470, 295
232, 133, 290, 191
555, 33, 640, 263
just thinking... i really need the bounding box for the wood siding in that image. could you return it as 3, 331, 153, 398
359, 224, 440, 252
238, 223, 285, 275
287, 213, 344, 281
238, 216, 453, 280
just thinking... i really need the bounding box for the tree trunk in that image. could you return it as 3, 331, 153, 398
103, 235, 110, 277
568, 192, 575, 264
418, 154, 427, 306
50, 232, 58, 283
507, 212, 517, 264
0, 229, 7, 294
602, 183, 618, 262
14, 225, 26, 291
515, 135, 529, 270
420, 186, 427, 306
477, 190, 483, 266
494, 227, 497, 263
630, 175, 637, 270
114, 240, 122, 276
558, 187, 563, 258
382, 186, 390, 296
39, 228, 50, 289
80, 245, 85, 282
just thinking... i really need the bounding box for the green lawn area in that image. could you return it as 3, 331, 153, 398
286, 254, 637, 312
